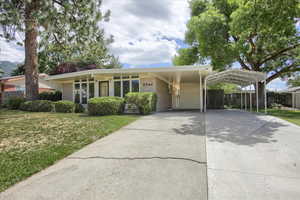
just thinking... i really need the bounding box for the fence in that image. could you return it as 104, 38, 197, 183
224, 92, 300, 109
206, 90, 224, 109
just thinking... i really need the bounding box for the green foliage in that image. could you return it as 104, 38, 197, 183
39, 91, 62, 101
287, 74, 300, 87
208, 83, 240, 94
20, 100, 54, 112
10, 64, 25, 76
88, 97, 125, 116
173, 47, 200, 66
0, 0, 120, 88
125, 92, 157, 115
54, 100, 75, 113
75, 103, 85, 113
6, 96, 26, 110
175, 0, 300, 83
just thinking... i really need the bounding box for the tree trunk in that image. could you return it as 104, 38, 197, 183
256, 82, 266, 109
24, 1, 39, 100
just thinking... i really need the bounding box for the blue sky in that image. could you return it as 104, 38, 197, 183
0, 0, 289, 90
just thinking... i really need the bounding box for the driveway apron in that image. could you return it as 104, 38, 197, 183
0, 111, 208, 200
206, 110, 300, 200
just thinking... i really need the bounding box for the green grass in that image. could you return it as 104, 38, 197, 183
0, 109, 139, 192
263, 109, 300, 126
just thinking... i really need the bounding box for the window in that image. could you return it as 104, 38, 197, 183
114, 81, 121, 97
131, 79, 139, 92
73, 79, 95, 104
123, 80, 130, 96
89, 82, 94, 98
81, 83, 87, 104
113, 75, 140, 97
75, 91, 80, 103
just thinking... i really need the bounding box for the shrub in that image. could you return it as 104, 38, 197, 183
125, 92, 157, 115
88, 97, 125, 116
39, 90, 62, 101
20, 100, 54, 112
54, 100, 75, 113
6, 96, 26, 109
75, 103, 85, 113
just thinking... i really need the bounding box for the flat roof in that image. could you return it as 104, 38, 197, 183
45, 65, 212, 81
205, 69, 267, 86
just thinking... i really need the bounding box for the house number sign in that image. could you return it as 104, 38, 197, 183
143, 81, 153, 87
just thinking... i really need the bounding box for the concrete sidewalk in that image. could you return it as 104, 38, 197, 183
0, 112, 207, 200
206, 110, 300, 200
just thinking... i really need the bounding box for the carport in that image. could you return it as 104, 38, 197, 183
203, 69, 267, 113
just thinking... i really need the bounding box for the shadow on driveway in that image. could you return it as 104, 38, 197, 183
205, 109, 287, 146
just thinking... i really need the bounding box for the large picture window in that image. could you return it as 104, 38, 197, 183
113, 75, 139, 97
73, 79, 94, 104
131, 79, 139, 92
114, 81, 121, 97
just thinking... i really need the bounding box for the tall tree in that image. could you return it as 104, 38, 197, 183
288, 73, 300, 87
0, 0, 111, 100
174, 0, 300, 106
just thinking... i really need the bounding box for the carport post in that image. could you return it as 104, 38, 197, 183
245, 89, 247, 110
256, 81, 259, 113
199, 73, 203, 112
264, 80, 267, 114
250, 85, 252, 112
204, 78, 207, 112
240, 88, 243, 110
292, 92, 295, 110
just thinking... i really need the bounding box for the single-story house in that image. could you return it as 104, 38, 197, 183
44, 65, 267, 112
45, 66, 212, 111
0, 73, 58, 103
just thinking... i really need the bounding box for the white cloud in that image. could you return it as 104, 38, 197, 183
0, 0, 190, 66
267, 78, 287, 91
0, 38, 24, 63
102, 0, 190, 66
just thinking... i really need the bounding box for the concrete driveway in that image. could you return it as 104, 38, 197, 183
0, 112, 207, 200
206, 110, 300, 200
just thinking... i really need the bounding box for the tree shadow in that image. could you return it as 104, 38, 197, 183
205, 110, 288, 146
170, 110, 288, 147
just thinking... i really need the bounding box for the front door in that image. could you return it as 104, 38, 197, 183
99, 81, 109, 97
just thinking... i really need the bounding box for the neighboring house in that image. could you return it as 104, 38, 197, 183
0, 74, 58, 103
286, 86, 300, 93
45, 66, 214, 111
286, 86, 300, 109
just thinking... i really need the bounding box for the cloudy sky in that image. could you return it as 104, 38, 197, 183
0, 0, 287, 90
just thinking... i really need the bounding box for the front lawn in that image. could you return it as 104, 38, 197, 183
264, 109, 300, 126
0, 109, 139, 192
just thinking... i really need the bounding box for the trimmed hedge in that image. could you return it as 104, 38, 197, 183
54, 100, 75, 113
20, 100, 54, 112
75, 103, 85, 113
6, 96, 25, 109
6, 96, 26, 110
88, 97, 125, 116
125, 92, 157, 115
39, 90, 62, 101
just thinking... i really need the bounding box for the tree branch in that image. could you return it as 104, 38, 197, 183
259, 43, 300, 66
266, 63, 300, 83
237, 57, 250, 70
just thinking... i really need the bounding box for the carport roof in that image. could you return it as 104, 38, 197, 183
205, 69, 266, 86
